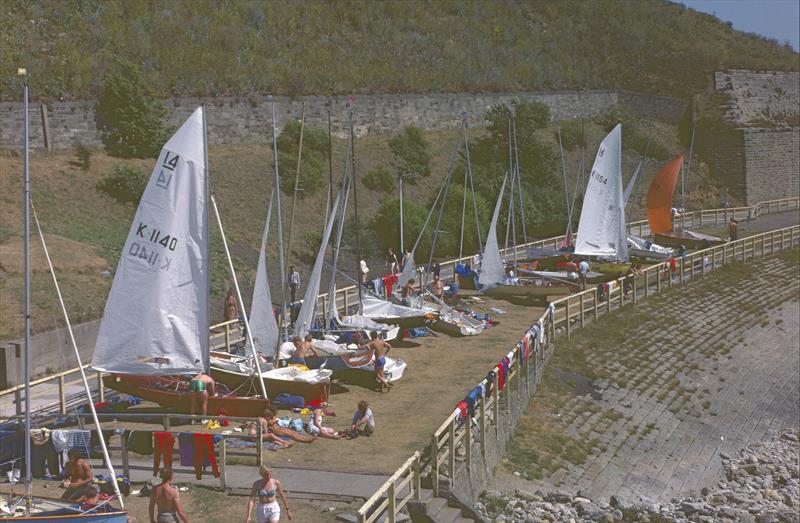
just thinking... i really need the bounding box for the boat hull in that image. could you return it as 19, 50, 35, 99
655, 231, 724, 250
0, 496, 127, 521
210, 365, 330, 404
103, 374, 271, 417
484, 283, 571, 298
305, 351, 406, 388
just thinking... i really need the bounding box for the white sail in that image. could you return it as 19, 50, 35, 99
247, 194, 279, 356
478, 175, 508, 287
93, 107, 209, 374
295, 192, 341, 337
396, 254, 415, 288
575, 124, 629, 261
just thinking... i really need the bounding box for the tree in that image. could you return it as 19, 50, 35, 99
276, 120, 328, 197
388, 126, 431, 184
96, 60, 170, 158
363, 165, 395, 193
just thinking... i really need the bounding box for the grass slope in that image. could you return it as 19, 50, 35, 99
1, 0, 797, 100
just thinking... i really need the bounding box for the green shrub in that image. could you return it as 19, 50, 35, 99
362, 165, 395, 193
277, 120, 328, 197
96, 60, 170, 159
96, 165, 147, 204
389, 126, 431, 182
74, 142, 91, 171
556, 120, 585, 150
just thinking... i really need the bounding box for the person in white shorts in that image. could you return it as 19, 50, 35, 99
246, 465, 292, 522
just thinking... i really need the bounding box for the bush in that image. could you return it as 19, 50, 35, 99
96, 165, 147, 204
362, 165, 395, 193
277, 120, 328, 197
555, 120, 585, 151
96, 60, 170, 158
74, 142, 91, 171
389, 126, 431, 182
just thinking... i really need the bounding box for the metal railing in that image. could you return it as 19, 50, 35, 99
355, 220, 799, 522
1, 197, 797, 426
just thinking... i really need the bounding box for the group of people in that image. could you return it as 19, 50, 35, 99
249, 399, 376, 445
385, 247, 412, 275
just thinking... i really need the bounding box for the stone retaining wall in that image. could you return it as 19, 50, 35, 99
0, 90, 687, 150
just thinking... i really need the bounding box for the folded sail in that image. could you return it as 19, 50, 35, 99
647, 155, 683, 235
93, 107, 209, 374
295, 192, 341, 337
478, 175, 508, 287
575, 124, 628, 261
247, 194, 279, 356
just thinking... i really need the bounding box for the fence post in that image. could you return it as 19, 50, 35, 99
632, 277, 637, 305
224, 323, 230, 352
257, 429, 263, 466
722, 243, 727, 265
431, 435, 440, 497
219, 438, 227, 490
97, 371, 104, 403
465, 413, 472, 470
163, 415, 170, 431
14, 390, 22, 416
387, 481, 396, 523
414, 452, 421, 500
579, 293, 585, 327
58, 375, 66, 415
593, 287, 599, 322
771, 231, 775, 254
565, 299, 571, 339
493, 373, 500, 437
121, 431, 130, 479
644, 270, 649, 298
607, 286, 612, 314
657, 265, 662, 294
448, 421, 456, 480
479, 395, 486, 457
679, 258, 684, 284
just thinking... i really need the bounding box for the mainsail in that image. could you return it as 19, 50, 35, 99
478, 175, 508, 287
574, 124, 628, 261
295, 192, 342, 337
647, 155, 683, 236
247, 192, 280, 355
93, 108, 209, 374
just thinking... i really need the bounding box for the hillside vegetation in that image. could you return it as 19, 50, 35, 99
1, 0, 797, 100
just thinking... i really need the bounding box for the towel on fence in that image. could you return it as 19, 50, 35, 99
126, 430, 153, 455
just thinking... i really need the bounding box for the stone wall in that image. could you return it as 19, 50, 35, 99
714, 70, 800, 127
743, 128, 800, 203
0, 90, 686, 150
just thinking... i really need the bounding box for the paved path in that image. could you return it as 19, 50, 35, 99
494, 251, 800, 503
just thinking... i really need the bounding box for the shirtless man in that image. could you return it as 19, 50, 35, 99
400, 278, 417, 307
189, 373, 216, 420
288, 335, 319, 365
366, 331, 393, 392
61, 449, 94, 500
430, 274, 444, 300
149, 469, 189, 523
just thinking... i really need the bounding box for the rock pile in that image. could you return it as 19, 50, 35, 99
476, 429, 799, 522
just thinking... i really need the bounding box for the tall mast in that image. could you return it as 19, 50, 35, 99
683, 98, 696, 210
20, 67, 32, 505
326, 100, 334, 218
348, 109, 364, 312
269, 96, 289, 339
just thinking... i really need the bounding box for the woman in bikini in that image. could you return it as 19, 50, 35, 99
246, 465, 292, 522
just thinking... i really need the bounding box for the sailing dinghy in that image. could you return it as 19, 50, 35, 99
94, 107, 270, 415
648, 155, 723, 249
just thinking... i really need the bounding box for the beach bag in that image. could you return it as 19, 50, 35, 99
273, 393, 305, 409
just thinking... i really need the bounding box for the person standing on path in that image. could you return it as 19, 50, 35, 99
287, 266, 300, 304
149, 469, 189, 523
224, 290, 238, 322
729, 218, 739, 241
246, 465, 293, 522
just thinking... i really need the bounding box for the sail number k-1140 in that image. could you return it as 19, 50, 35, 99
127, 222, 177, 271
135, 222, 178, 251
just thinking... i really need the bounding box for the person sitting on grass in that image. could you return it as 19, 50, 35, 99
249, 411, 294, 448
347, 400, 375, 438
307, 404, 341, 440
61, 449, 94, 500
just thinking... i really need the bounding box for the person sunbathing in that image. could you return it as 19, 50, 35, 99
249, 412, 294, 448
307, 404, 342, 440
262, 409, 315, 443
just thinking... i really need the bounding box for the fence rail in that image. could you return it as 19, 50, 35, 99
355, 219, 799, 521
1, 197, 797, 426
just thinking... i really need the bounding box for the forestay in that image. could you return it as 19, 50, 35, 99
93, 107, 209, 374
574, 124, 629, 262
478, 175, 508, 288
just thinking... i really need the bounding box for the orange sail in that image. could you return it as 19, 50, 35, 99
647, 155, 683, 235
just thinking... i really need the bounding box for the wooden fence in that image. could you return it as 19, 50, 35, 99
355, 220, 799, 522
